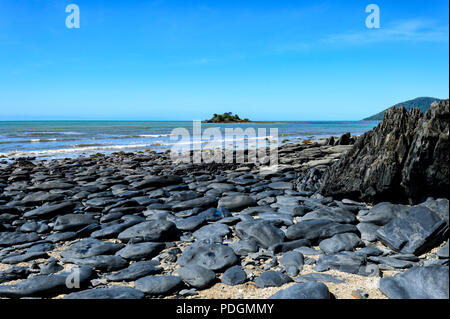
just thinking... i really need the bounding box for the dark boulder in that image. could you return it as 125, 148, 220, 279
221, 266, 247, 286
320, 100, 449, 204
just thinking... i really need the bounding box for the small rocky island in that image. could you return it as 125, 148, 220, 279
203, 112, 250, 123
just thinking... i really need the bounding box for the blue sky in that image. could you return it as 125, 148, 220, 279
0, 0, 448, 121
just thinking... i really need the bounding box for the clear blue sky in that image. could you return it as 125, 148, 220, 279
0, 0, 448, 120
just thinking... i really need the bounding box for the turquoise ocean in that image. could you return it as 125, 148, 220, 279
0, 121, 379, 160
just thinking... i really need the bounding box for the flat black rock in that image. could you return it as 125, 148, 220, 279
218, 195, 256, 211
117, 220, 178, 242
0, 266, 31, 284
53, 214, 97, 231
314, 252, 366, 274
0, 266, 94, 298
235, 220, 285, 249
66, 255, 129, 272
106, 260, 162, 281
254, 271, 292, 288
286, 219, 358, 243
178, 243, 238, 271
134, 275, 183, 295
64, 286, 145, 299
0, 231, 40, 247
115, 242, 165, 261
23, 202, 75, 219
269, 282, 331, 299
61, 238, 124, 259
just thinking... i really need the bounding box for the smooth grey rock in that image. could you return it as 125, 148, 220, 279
221, 266, 247, 286
54, 214, 97, 231
368, 256, 415, 269
117, 220, 178, 242
379, 265, 449, 299
235, 220, 285, 249
23, 202, 75, 219
314, 252, 366, 274
115, 242, 165, 261
134, 275, 183, 295
176, 265, 216, 289
301, 207, 356, 224
0, 267, 94, 298
172, 197, 218, 212
270, 282, 330, 299
295, 246, 323, 256
39, 260, 64, 275
178, 243, 238, 271
175, 215, 205, 231
0, 232, 40, 247
106, 260, 162, 281
360, 202, 409, 226
286, 219, 358, 243
255, 271, 292, 288
218, 195, 256, 211
280, 251, 304, 276
64, 286, 145, 299
229, 239, 259, 256
295, 273, 345, 284
319, 233, 363, 254
193, 223, 230, 242
437, 242, 449, 258
0, 266, 31, 284
2, 251, 48, 264
61, 238, 123, 259
355, 246, 384, 257
67, 255, 129, 272
270, 239, 312, 254
131, 175, 182, 189
268, 182, 293, 190
357, 222, 380, 242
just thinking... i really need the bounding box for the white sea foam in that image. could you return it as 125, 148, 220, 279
29, 138, 58, 143
0, 143, 152, 158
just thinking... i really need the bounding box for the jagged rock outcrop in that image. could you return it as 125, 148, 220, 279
320, 100, 449, 204
401, 100, 449, 203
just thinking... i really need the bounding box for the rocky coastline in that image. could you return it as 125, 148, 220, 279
0, 101, 448, 299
